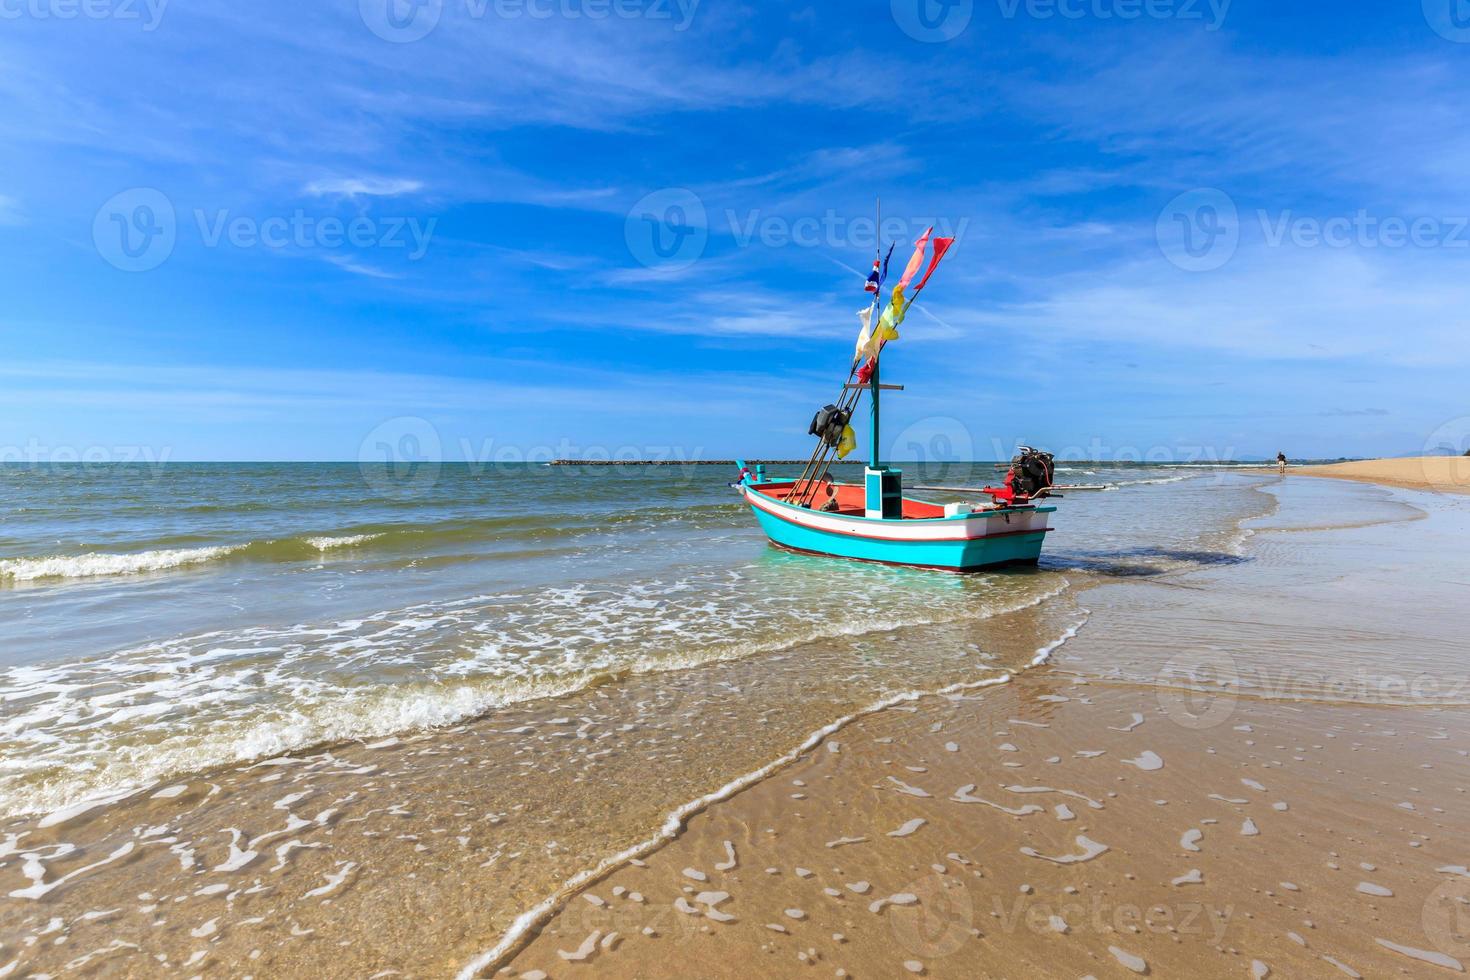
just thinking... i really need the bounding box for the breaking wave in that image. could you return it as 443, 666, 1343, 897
0, 546, 244, 583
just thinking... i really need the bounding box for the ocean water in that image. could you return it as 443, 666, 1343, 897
0, 461, 1252, 821
4, 461, 1464, 975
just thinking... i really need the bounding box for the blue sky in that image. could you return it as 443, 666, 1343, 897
2, 0, 1468, 463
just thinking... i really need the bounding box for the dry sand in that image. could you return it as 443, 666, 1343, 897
1299, 456, 1470, 495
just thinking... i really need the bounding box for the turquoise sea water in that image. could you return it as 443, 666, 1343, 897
0, 461, 1263, 819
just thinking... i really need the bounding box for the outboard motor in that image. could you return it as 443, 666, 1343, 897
1009, 446, 1055, 498
808, 404, 851, 449
983, 445, 1055, 505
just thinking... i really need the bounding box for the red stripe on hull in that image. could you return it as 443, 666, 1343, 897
764, 540, 1045, 574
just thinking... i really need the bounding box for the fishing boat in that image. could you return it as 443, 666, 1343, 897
735, 222, 1058, 572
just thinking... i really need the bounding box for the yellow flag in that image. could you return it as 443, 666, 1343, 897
835, 424, 857, 459
871, 284, 907, 353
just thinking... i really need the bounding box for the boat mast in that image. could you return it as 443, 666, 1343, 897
868, 196, 882, 472
868, 350, 881, 469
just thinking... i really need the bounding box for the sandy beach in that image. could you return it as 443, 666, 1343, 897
503, 681, 1470, 979
4, 468, 1468, 979
1299, 456, 1470, 495
491, 470, 1470, 979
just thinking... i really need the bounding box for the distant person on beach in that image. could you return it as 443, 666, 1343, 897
1277, 452, 1288, 475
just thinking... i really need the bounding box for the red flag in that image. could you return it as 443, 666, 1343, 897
910, 237, 955, 296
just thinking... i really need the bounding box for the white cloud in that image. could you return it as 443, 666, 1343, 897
304, 177, 423, 198
321, 253, 403, 279
971, 244, 1470, 368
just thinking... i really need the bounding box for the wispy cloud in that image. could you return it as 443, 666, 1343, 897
304, 177, 424, 198
968, 244, 1470, 368
321, 253, 404, 279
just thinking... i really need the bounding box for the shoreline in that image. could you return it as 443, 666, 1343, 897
492, 474, 1470, 978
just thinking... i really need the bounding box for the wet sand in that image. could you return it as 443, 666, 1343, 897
502, 679, 1470, 978
494, 478, 1470, 978
1301, 456, 1470, 495
0, 577, 1088, 977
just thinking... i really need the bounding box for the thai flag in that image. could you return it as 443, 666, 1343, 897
864, 255, 881, 294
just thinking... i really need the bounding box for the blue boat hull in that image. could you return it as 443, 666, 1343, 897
740, 483, 1054, 572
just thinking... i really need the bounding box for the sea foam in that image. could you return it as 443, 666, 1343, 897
0, 546, 242, 582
